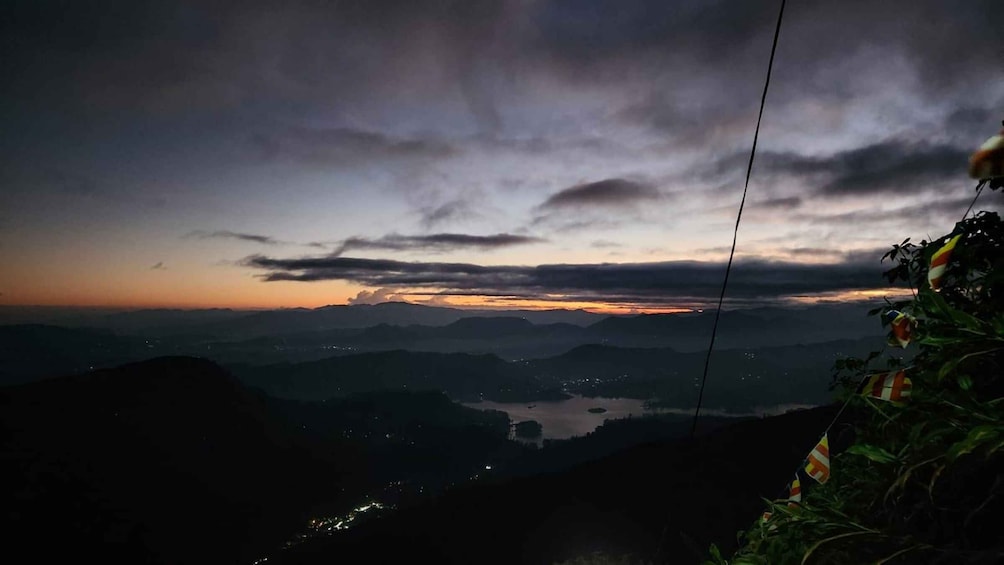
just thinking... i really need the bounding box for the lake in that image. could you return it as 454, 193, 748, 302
464, 395, 817, 441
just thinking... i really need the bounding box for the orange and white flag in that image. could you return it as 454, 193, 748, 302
858, 370, 912, 403
968, 127, 1004, 180
928, 234, 962, 291
787, 475, 802, 507
805, 434, 830, 484
886, 310, 916, 348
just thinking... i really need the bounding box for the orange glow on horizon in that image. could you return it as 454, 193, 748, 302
787, 288, 915, 304
405, 293, 696, 315
0, 293, 693, 314
1, 285, 912, 314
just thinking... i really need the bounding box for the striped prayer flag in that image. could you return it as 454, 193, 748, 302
928, 234, 962, 291
805, 434, 830, 484
968, 128, 1004, 180
857, 370, 912, 402
788, 475, 802, 508
886, 310, 915, 348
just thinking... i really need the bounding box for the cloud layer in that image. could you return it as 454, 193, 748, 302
754, 141, 972, 196
243, 251, 892, 306
330, 233, 546, 256
3, 0, 1001, 309
539, 179, 662, 210
185, 230, 287, 246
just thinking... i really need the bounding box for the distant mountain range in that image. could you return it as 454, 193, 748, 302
0, 302, 603, 337
1, 353, 854, 564
0, 301, 880, 343
0, 302, 887, 383
1, 303, 891, 411
230, 335, 883, 411
528, 339, 884, 410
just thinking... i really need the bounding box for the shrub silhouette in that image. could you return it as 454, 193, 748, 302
709, 205, 1004, 564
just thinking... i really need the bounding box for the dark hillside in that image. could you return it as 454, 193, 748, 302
0, 357, 354, 565
271, 405, 846, 565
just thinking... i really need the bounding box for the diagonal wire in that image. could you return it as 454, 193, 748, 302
961, 179, 988, 224
690, 0, 787, 438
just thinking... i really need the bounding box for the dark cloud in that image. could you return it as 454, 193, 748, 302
756, 196, 802, 209
532, 0, 778, 74
892, 1, 1004, 92
531, 217, 627, 234
945, 107, 1002, 140
331, 233, 546, 256
149, 262, 166, 270
458, 71, 503, 134
794, 196, 987, 226
606, 2, 1004, 149
695, 246, 880, 263
798, 142, 968, 196
185, 230, 286, 245
539, 178, 662, 210
704, 140, 971, 196
5, 0, 1001, 123
2, 0, 523, 125
418, 199, 480, 229
530, 179, 664, 232
786, 248, 844, 258
250, 126, 456, 166
243, 252, 892, 305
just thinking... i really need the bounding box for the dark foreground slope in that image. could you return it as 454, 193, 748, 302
273, 405, 843, 565
0, 357, 354, 565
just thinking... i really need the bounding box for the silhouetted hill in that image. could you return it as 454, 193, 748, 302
438, 316, 536, 338
235, 350, 568, 402
0, 324, 154, 384
588, 311, 706, 335
0, 357, 352, 565
269, 405, 847, 564
0, 303, 601, 339
586, 305, 882, 350
52, 308, 245, 335
179, 303, 603, 339
252, 317, 589, 360
0, 304, 884, 372
207, 304, 881, 362
527, 338, 883, 411
265, 390, 521, 497
532, 343, 679, 375
227, 337, 881, 411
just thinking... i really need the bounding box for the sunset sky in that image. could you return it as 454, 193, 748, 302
2, 0, 1001, 311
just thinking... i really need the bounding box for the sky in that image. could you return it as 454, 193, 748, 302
1, 0, 1002, 312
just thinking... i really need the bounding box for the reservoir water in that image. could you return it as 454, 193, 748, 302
464, 395, 816, 440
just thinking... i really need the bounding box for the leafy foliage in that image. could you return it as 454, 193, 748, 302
708, 206, 1004, 564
